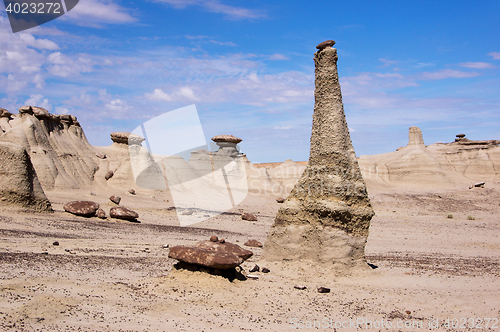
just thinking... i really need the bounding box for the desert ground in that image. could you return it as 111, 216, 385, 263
1, 180, 499, 331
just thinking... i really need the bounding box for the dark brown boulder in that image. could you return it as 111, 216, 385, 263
96, 208, 106, 219
64, 201, 99, 217
168, 246, 244, 270
195, 240, 253, 260
276, 197, 285, 203
110, 206, 139, 220
210, 236, 218, 242
244, 239, 263, 248
316, 40, 335, 50
109, 195, 121, 205
241, 212, 257, 221
105, 170, 114, 180
318, 287, 331, 293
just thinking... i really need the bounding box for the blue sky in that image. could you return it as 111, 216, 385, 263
1, 0, 499, 163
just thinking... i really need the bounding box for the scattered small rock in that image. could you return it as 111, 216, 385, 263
294, 285, 307, 290
246, 274, 259, 280
249, 265, 260, 272
219, 238, 225, 244
89, 192, 96, 196
262, 267, 270, 273
104, 170, 114, 180
163, 244, 169, 249
244, 239, 263, 248
96, 208, 106, 219
110, 206, 139, 221
109, 195, 121, 205
318, 287, 330, 293
63, 201, 99, 217
210, 236, 218, 242
406, 310, 411, 315
95, 150, 106, 159
241, 212, 257, 221
276, 197, 285, 203
474, 181, 486, 188
128, 189, 136, 195
53, 241, 59, 246
182, 210, 193, 215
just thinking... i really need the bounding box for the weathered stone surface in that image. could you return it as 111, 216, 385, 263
110, 132, 145, 145
316, 40, 335, 50
408, 126, 425, 146
96, 208, 106, 219
110, 206, 139, 220
195, 240, 253, 260
264, 42, 374, 268
242, 212, 257, 221
32, 107, 50, 119
211, 135, 242, 144
105, 171, 114, 180
244, 239, 263, 248
64, 201, 99, 217
0, 108, 11, 118
18, 106, 33, 115
109, 195, 121, 204
0, 142, 52, 211
168, 246, 244, 270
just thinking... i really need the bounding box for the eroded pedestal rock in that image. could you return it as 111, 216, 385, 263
263, 43, 374, 268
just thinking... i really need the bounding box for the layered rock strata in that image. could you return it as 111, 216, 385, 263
264, 42, 374, 268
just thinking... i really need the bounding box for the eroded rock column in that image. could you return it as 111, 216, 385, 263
263, 42, 375, 268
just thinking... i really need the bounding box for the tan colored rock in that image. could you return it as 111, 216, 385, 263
263, 43, 374, 268
244, 239, 263, 248
110, 132, 145, 145
242, 212, 257, 221
109, 195, 121, 204
211, 135, 242, 144
0, 142, 52, 211
408, 126, 425, 146
195, 240, 253, 260
96, 208, 106, 219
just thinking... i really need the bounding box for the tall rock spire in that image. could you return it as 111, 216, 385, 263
263, 41, 375, 268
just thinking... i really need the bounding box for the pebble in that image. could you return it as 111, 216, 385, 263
262, 268, 270, 273
318, 287, 330, 293
53, 241, 59, 246
294, 285, 307, 290
249, 265, 260, 273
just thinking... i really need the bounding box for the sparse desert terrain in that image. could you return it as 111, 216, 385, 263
1, 182, 499, 331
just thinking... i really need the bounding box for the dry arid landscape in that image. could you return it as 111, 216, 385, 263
1, 44, 499, 332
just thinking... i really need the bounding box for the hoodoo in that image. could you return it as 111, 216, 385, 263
263, 41, 375, 268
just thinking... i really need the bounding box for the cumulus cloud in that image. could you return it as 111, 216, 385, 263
24, 94, 52, 110
459, 62, 495, 69
47, 52, 93, 77
419, 69, 480, 80
145, 87, 200, 102
156, 0, 266, 19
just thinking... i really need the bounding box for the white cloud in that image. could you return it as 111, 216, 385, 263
145, 88, 173, 102
268, 54, 289, 61
459, 62, 495, 69
24, 94, 52, 110
488, 52, 500, 60
32, 74, 45, 89
157, 0, 266, 19
47, 52, 93, 77
274, 126, 291, 130
64, 0, 137, 26
105, 99, 130, 112
145, 87, 200, 102
18, 33, 59, 50
419, 69, 480, 80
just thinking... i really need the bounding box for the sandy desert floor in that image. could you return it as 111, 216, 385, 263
0, 182, 499, 331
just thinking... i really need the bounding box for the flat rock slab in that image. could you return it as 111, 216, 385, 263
64, 201, 99, 217
242, 212, 257, 221
244, 239, 263, 248
195, 240, 253, 260
168, 246, 244, 270
110, 206, 139, 220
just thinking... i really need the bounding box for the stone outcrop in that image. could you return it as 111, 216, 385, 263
263, 41, 374, 268
358, 128, 500, 188
0, 106, 98, 190
0, 142, 52, 211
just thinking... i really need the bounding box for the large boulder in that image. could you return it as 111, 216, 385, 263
0, 142, 52, 211
168, 246, 244, 270
63, 201, 99, 217
195, 240, 253, 260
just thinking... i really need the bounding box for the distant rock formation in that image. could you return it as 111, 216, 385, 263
0, 106, 98, 190
0, 142, 52, 211
264, 42, 374, 268
408, 126, 425, 146
359, 128, 500, 188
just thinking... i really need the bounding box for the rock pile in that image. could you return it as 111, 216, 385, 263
263, 41, 375, 268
